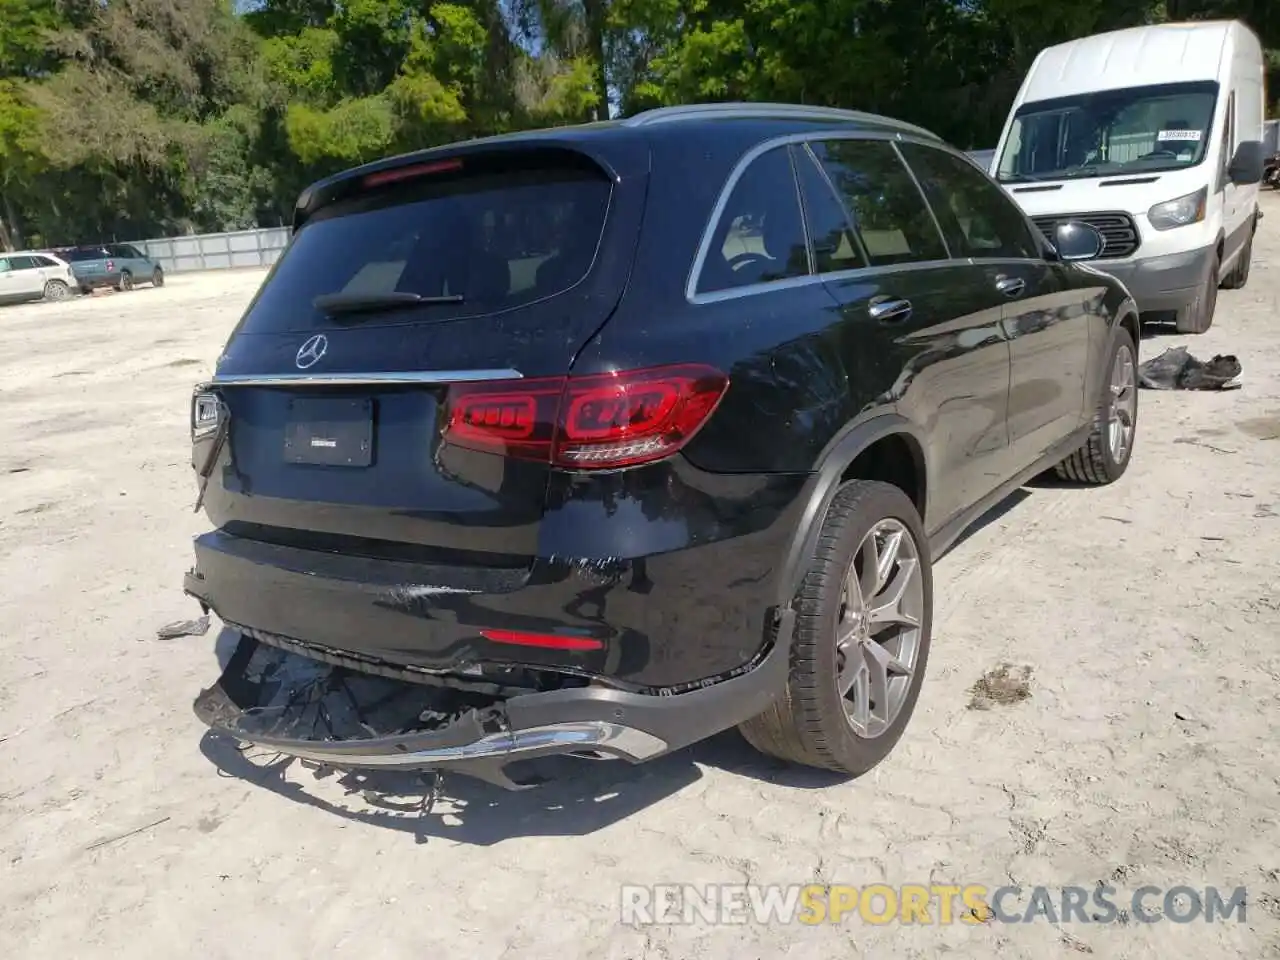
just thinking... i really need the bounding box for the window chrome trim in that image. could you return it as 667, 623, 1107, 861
210, 369, 524, 387
687, 129, 972, 304
689, 257, 962, 305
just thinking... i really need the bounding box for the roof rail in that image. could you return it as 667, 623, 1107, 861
622, 102, 941, 140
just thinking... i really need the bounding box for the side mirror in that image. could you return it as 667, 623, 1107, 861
1053, 221, 1104, 262
1228, 140, 1265, 185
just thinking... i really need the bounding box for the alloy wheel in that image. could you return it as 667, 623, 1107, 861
1108, 344, 1137, 465
835, 518, 925, 739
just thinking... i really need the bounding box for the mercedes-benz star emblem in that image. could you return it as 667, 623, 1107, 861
295, 334, 328, 370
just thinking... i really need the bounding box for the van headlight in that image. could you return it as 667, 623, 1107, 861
191, 388, 223, 441
1147, 186, 1207, 231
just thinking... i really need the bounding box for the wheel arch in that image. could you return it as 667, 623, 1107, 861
773, 413, 930, 607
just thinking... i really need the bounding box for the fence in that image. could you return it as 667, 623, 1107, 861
129, 226, 290, 275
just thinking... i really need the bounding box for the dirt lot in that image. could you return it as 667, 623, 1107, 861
3, 200, 1279, 959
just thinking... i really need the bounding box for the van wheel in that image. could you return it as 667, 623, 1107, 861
1221, 235, 1253, 290
1175, 254, 1218, 334
739, 480, 932, 776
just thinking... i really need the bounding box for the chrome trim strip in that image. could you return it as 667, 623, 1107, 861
210, 369, 524, 387
237, 721, 669, 768
688, 258, 961, 306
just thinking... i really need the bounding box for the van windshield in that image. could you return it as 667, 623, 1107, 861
996, 81, 1219, 183
236, 151, 612, 334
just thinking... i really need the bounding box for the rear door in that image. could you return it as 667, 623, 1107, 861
9, 256, 45, 296
897, 141, 1093, 464
201, 141, 650, 561
800, 137, 1015, 528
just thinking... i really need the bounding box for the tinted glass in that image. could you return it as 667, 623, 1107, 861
0, 258, 10, 272
10, 255, 37, 270
35, 255, 59, 268
239, 154, 611, 333
793, 145, 866, 274
65, 247, 107, 262
811, 140, 948, 266
899, 142, 1040, 259
696, 146, 809, 294
997, 81, 1218, 182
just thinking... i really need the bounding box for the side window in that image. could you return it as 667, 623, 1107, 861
35, 255, 58, 268
898, 142, 1041, 259
811, 139, 948, 266
10, 255, 37, 270
0, 257, 10, 273
696, 146, 809, 294
792, 145, 867, 273
1219, 91, 1235, 188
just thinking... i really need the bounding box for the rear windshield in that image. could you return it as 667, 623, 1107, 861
237, 151, 613, 334
64, 247, 109, 262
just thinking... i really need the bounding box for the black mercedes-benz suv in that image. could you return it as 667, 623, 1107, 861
186, 102, 1140, 790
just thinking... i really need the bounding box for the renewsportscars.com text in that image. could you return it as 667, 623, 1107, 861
620, 883, 1248, 926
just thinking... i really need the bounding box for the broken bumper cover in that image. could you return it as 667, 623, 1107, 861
194, 615, 793, 788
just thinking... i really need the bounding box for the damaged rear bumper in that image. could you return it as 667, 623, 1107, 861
194, 613, 793, 789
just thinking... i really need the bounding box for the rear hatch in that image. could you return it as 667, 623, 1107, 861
197, 139, 650, 563
64, 246, 112, 280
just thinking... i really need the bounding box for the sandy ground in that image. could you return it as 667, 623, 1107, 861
2, 202, 1279, 959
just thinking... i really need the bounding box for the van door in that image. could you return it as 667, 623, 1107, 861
1217, 89, 1245, 271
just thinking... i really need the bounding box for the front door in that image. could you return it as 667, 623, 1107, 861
896, 141, 1093, 466
800, 138, 1014, 529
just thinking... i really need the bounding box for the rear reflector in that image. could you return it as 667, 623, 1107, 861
481, 629, 604, 651
444, 364, 729, 470
361, 158, 464, 189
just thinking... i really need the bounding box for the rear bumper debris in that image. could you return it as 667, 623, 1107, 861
194, 614, 792, 789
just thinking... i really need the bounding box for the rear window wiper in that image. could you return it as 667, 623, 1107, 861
312, 291, 465, 315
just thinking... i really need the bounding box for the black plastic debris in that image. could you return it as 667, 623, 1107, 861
1138, 347, 1242, 391
155, 615, 211, 640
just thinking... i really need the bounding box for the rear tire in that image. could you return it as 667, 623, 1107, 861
152, 267, 164, 287
43, 280, 71, 301
1054, 325, 1138, 485
739, 480, 932, 776
116, 271, 134, 292
1175, 254, 1218, 334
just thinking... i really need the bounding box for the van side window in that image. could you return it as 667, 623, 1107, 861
1219, 91, 1235, 189
897, 143, 1041, 260
696, 147, 810, 294
810, 139, 949, 266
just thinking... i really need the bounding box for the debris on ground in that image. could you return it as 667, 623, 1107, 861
1139, 347, 1242, 391
154, 615, 210, 640
967, 663, 1034, 710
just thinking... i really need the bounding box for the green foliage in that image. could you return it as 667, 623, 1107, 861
0, 0, 1275, 249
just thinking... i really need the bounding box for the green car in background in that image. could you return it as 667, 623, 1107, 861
58, 243, 165, 294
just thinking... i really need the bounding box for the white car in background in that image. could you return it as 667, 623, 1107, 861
0, 250, 79, 304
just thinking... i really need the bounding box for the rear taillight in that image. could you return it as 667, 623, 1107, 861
444, 364, 729, 470
106, 259, 115, 272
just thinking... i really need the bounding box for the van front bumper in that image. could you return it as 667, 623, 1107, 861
1091, 244, 1215, 318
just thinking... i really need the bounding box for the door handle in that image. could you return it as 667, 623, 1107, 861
869, 296, 912, 323
995, 276, 1026, 298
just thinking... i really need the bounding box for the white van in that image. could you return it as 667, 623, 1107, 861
990, 20, 1268, 333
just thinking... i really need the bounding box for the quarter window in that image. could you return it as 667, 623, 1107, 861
810, 139, 948, 266
898, 142, 1041, 259
696, 146, 810, 294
